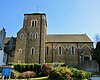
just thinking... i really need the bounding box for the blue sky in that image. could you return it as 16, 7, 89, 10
0, 0, 100, 42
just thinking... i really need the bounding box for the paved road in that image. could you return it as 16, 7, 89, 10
90, 77, 100, 80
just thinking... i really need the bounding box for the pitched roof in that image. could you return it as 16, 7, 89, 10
5, 37, 16, 44
47, 34, 92, 42
5, 37, 11, 44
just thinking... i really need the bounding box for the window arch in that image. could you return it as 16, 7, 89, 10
20, 33, 24, 39
31, 47, 35, 55
29, 32, 33, 40
81, 44, 91, 50
19, 49, 22, 54
31, 20, 38, 27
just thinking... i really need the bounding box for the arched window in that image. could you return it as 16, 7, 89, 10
71, 46, 75, 55
31, 47, 35, 55
20, 33, 24, 39
31, 20, 38, 27
35, 32, 38, 39
58, 47, 62, 55
45, 47, 49, 55
29, 32, 33, 40
19, 49, 22, 54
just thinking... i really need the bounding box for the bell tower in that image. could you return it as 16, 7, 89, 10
14, 13, 47, 63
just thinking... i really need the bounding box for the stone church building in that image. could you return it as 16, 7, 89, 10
5, 13, 93, 66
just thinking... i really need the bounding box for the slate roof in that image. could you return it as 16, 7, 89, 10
47, 34, 92, 42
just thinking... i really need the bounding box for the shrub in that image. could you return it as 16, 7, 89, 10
12, 63, 34, 72
11, 69, 21, 79
48, 67, 73, 80
41, 64, 53, 76
45, 62, 65, 67
21, 71, 36, 79
69, 68, 91, 79
34, 63, 41, 75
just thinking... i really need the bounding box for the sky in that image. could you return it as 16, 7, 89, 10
0, 0, 100, 42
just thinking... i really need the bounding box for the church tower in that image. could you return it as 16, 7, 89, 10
14, 13, 47, 63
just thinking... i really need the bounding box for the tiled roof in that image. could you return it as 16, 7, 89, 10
47, 34, 92, 42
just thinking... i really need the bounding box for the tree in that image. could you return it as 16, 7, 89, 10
93, 41, 100, 70
94, 34, 100, 46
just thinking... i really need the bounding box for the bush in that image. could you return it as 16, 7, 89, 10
21, 71, 36, 79
11, 69, 21, 79
69, 68, 91, 79
12, 63, 34, 72
41, 64, 53, 76
45, 62, 66, 67
34, 63, 41, 75
48, 67, 73, 80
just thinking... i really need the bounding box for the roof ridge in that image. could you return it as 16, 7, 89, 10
47, 34, 86, 36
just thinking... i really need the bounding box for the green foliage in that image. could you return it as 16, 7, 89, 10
11, 63, 41, 72
69, 68, 91, 79
11, 70, 36, 79
49, 67, 91, 80
48, 67, 73, 80
10, 63, 42, 78
11, 69, 21, 79
28, 77, 48, 80
93, 41, 100, 70
10, 63, 91, 79
34, 63, 41, 77
45, 62, 66, 67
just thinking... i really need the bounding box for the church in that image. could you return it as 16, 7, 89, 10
5, 13, 93, 66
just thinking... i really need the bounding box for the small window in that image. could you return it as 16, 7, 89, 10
31, 20, 38, 27
31, 47, 35, 55
35, 32, 38, 39
20, 33, 24, 39
45, 47, 49, 55
19, 49, 22, 54
58, 47, 62, 55
29, 32, 33, 40
71, 46, 75, 55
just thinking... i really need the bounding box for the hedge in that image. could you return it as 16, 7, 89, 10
9, 63, 41, 73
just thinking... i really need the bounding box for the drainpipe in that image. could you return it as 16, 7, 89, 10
39, 15, 42, 64
77, 43, 80, 64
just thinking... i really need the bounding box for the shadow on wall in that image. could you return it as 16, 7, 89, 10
75, 60, 99, 73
